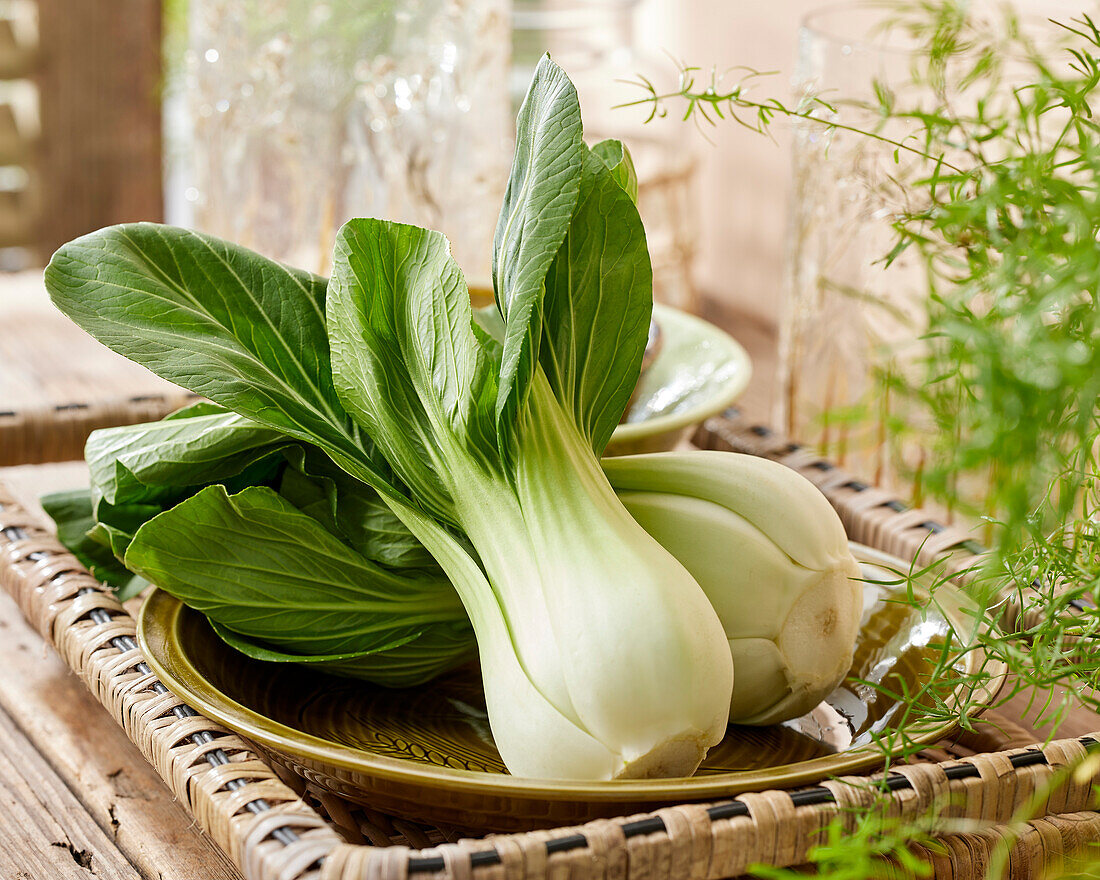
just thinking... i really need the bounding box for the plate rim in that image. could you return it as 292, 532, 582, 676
608, 302, 753, 444
137, 543, 1006, 803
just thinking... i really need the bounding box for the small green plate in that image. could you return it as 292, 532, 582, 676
138, 545, 1003, 832
606, 303, 752, 455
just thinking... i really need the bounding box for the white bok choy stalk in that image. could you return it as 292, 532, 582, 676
604, 452, 863, 725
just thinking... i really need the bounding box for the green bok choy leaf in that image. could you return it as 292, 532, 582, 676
126, 484, 471, 686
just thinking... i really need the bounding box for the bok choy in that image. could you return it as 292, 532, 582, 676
49, 402, 862, 726
44, 56, 734, 780
43, 56, 860, 780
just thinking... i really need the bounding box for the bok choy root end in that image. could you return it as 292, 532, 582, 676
606, 451, 862, 726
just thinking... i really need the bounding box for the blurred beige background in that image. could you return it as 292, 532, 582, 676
4, 0, 1079, 335
633, 0, 824, 328
631, 0, 1082, 328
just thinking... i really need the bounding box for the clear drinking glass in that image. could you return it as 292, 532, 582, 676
780, 3, 1081, 500
779, 5, 928, 490
181, 0, 510, 280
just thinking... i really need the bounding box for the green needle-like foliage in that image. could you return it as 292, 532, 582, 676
634, 1, 1100, 874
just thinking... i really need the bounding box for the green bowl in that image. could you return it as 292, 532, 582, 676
138, 544, 1004, 833
606, 303, 752, 455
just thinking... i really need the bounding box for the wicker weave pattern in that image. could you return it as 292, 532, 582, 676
3, 413, 1100, 878
0, 484, 343, 879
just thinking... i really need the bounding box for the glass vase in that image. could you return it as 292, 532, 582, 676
780, 3, 1081, 507
780, 6, 922, 490
182, 0, 510, 281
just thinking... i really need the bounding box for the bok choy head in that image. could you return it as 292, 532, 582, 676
44, 55, 733, 781
323, 56, 733, 780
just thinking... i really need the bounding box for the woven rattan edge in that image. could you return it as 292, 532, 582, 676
0, 390, 201, 467
3, 409, 1100, 879
0, 481, 342, 880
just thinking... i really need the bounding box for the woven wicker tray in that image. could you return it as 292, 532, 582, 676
1, 408, 1098, 880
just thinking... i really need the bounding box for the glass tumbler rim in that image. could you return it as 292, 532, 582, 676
800, 2, 920, 57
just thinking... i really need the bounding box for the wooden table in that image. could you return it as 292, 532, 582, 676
0, 272, 195, 467
1, 288, 1098, 878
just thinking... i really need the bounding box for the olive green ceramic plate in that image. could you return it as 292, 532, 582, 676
139, 545, 1003, 832
607, 303, 751, 455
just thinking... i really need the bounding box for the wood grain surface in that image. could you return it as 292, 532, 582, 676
0, 707, 140, 880
0, 273, 181, 412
